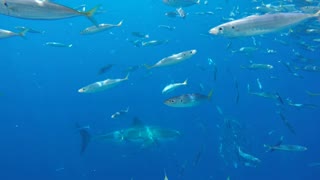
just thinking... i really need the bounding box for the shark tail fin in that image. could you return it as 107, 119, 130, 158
76, 123, 91, 155
82, 5, 101, 26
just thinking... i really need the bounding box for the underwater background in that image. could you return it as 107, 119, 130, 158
0, 0, 320, 179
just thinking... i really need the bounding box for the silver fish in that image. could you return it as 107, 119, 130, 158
264, 144, 307, 152
164, 90, 213, 107
162, 79, 188, 94
80, 20, 123, 35
209, 11, 320, 37
146, 49, 197, 69
45, 42, 72, 48
163, 0, 200, 8
78, 74, 129, 93
240, 64, 274, 70
0, 0, 99, 24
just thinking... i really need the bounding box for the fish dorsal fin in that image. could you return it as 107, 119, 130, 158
131, 117, 144, 127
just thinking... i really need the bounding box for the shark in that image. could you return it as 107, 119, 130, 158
78, 117, 181, 154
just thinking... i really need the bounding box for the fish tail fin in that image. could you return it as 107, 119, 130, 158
83, 5, 101, 26
76, 123, 91, 155
183, 78, 188, 85
315, 10, 320, 17
207, 89, 214, 99
68, 44, 73, 48
263, 144, 274, 152
117, 20, 124, 27
124, 73, 130, 80
144, 64, 153, 70
18, 29, 29, 38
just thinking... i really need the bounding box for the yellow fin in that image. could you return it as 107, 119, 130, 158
207, 89, 214, 99
82, 5, 101, 26
143, 64, 153, 70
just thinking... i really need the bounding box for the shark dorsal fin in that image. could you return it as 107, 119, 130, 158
132, 117, 144, 127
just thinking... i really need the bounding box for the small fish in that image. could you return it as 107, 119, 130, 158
162, 79, 188, 94
97, 64, 113, 75
164, 90, 213, 107
240, 64, 274, 70
158, 25, 176, 31
78, 74, 129, 93
163, 0, 200, 7
111, 107, 129, 119
306, 90, 320, 96
165, 11, 178, 18
145, 49, 197, 69
238, 147, 261, 165
131, 32, 149, 38
279, 111, 296, 135
0, 28, 28, 39
209, 11, 320, 37
80, 20, 123, 35
45, 42, 73, 48
264, 143, 307, 152
15, 26, 43, 34
141, 40, 169, 47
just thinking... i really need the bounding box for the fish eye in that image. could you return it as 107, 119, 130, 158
170, 100, 175, 103
231, 26, 235, 29
218, 27, 223, 31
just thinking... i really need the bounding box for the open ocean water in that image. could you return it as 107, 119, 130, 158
0, 0, 320, 179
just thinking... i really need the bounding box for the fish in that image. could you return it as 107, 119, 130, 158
0, 0, 99, 25
240, 64, 274, 70
141, 40, 169, 47
264, 141, 307, 152
111, 107, 129, 119
45, 42, 73, 48
165, 11, 178, 18
209, 11, 320, 37
78, 74, 129, 93
0, 28, 28, 38
158, 25, 176, 31
164, 90, 213, 107
15, 26, 44, 34
162, 79, 188, 94
78, 118, 181, 153
278, 111, 296, 135
306, 90, 320, 96
163, 0, 200, 8
80, 20, 123, 35
249, 91, 279, 99
145, 49, 197, 69
97, 64, 113, 75
131, 32, 149, 39
238, 147, 261, 166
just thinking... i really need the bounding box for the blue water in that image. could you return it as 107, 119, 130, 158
1, 0, 320, 179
